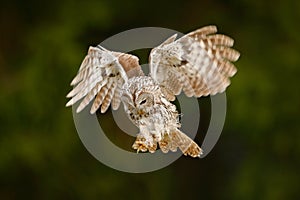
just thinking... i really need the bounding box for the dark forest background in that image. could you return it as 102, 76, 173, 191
0, 0, 300, 199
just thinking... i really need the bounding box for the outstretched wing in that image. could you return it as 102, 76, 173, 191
149, 25, 240, 101
66, 46, 143, 114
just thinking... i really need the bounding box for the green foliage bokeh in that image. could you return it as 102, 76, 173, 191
0, 0, 299, 199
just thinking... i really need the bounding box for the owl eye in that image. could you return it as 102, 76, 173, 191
139, 99, 147, 105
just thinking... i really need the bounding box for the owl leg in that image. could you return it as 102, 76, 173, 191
132, 127, 158, 153
149, 125, 162, 142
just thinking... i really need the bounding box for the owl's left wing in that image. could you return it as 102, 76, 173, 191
66, 46, 143, 114
149, 25, 240, 101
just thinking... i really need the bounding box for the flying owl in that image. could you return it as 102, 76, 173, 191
66, 25, 240, 158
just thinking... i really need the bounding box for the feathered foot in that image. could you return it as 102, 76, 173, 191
132, 134, 157, 153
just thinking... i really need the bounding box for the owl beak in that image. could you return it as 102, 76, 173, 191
137, 109, 145, 116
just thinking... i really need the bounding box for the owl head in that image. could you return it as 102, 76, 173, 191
122, 90, 155, 111
121, 76, 160, 107
121, 77, 164, 125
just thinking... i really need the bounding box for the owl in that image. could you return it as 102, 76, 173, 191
66, 25, 240, 158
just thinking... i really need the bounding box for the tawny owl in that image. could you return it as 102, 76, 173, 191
66, 25, 240, 158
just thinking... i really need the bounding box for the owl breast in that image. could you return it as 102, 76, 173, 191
130, 104, 175, 127
122, 76, 180, 136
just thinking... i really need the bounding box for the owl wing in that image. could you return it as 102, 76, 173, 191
149, 25, 240, 101
66, 46, 143, 114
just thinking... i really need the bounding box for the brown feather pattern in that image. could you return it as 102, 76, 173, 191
66, 25, 240, 158
150, 25, 240, 99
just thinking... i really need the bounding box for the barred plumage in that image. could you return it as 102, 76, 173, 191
66, 25, 240, 158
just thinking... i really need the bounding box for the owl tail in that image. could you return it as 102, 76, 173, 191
159, 129, 203, 158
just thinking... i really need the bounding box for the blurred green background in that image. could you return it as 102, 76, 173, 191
1, 0, 300, 199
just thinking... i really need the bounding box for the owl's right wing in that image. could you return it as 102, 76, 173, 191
66, 46, 143, 114
149, 25, 240, 101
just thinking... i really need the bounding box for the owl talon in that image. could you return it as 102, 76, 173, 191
132, 135, 157, 153
132, 142, 147, 153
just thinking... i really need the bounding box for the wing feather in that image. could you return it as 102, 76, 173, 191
90, 83, 109, 114
66, 46, 142, 113
101, 80, 117, 113
149, 25, 240, 99
76, 81, 104, 113
111, 79, 124, 110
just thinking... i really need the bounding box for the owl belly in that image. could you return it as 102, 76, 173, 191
139, 105, 179, 140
